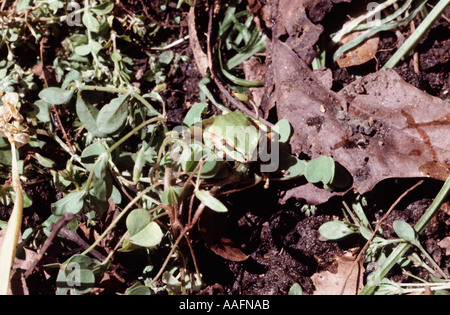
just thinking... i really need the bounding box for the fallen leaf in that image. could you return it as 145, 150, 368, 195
272, 41, 450, 204
336, 31, 380, 68
311, 252, 364, 295
207, 237, 249, 262
274, 0, 323, 64
188, 4, 208, 77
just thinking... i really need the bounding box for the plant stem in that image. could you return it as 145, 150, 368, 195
383, 0, 450, 69
0, 141, 23, 295
360, 175, 450, 295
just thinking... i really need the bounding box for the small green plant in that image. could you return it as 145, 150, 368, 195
319, 177, 450, 295
0, 0, 354, 295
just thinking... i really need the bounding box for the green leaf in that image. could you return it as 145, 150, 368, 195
318, 220, 357, 240
51, 190, 86, 216
91, 168, 113, 203
161, 187, 182, 205
288, 283, 303, 295
393, 220, 417, 244
195, 190, 228, 213
130, 222, 164, 248
96, 94, 129, 135
62, 70, 81, 90
82, 10, 100, 33
126, 283, 151, 295
16, 0, 31, 11
74, 44, 91, 56
304, 156, 335, 185
91, 2, 114, 15
33, 100, 53, 123
39, 87, 74, 105
125, 209, 164, 248
159, 50, 174, 64
34, 153, 55, 168
80, 142, 108, 171
273, 119, 291, 143
183, 102, 208, 126
126, 209, 150, 236
76, 92, 107, 138
279, 154, 306, 178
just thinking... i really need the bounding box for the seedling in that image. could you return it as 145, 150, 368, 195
393, 220, 447, 279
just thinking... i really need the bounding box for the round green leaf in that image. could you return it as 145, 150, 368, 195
304, 156, 335, 185
39, 87, 74, 105
130, 221, 164, 248
274, 119, 291, 143
51, 190, 86, 216
74, 44, 91, 56
195, 190, 228, 213
126, 208, 151, 236
318, 220, 357, 240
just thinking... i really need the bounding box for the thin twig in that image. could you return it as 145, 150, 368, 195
24, 213, 75, 278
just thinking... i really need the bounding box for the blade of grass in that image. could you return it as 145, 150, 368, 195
334, 0, 427, 61
383, 0, 450, 69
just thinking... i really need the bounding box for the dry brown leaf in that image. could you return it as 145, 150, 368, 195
272, 41, 450, 204
188, 3, 208, 77
207, 237, 249, 262
311, 252, 364, 295
274, 0, 324, 64
336, 31, 380, 68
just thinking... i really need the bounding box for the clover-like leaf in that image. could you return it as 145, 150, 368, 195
304, 156, 335, 185
318, 220, 357, 240
76, 92, 107, 138
126, 209, 164, 248
38, 87, 74, 105
51, 190, 86, 216
96, 94, 129, 135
